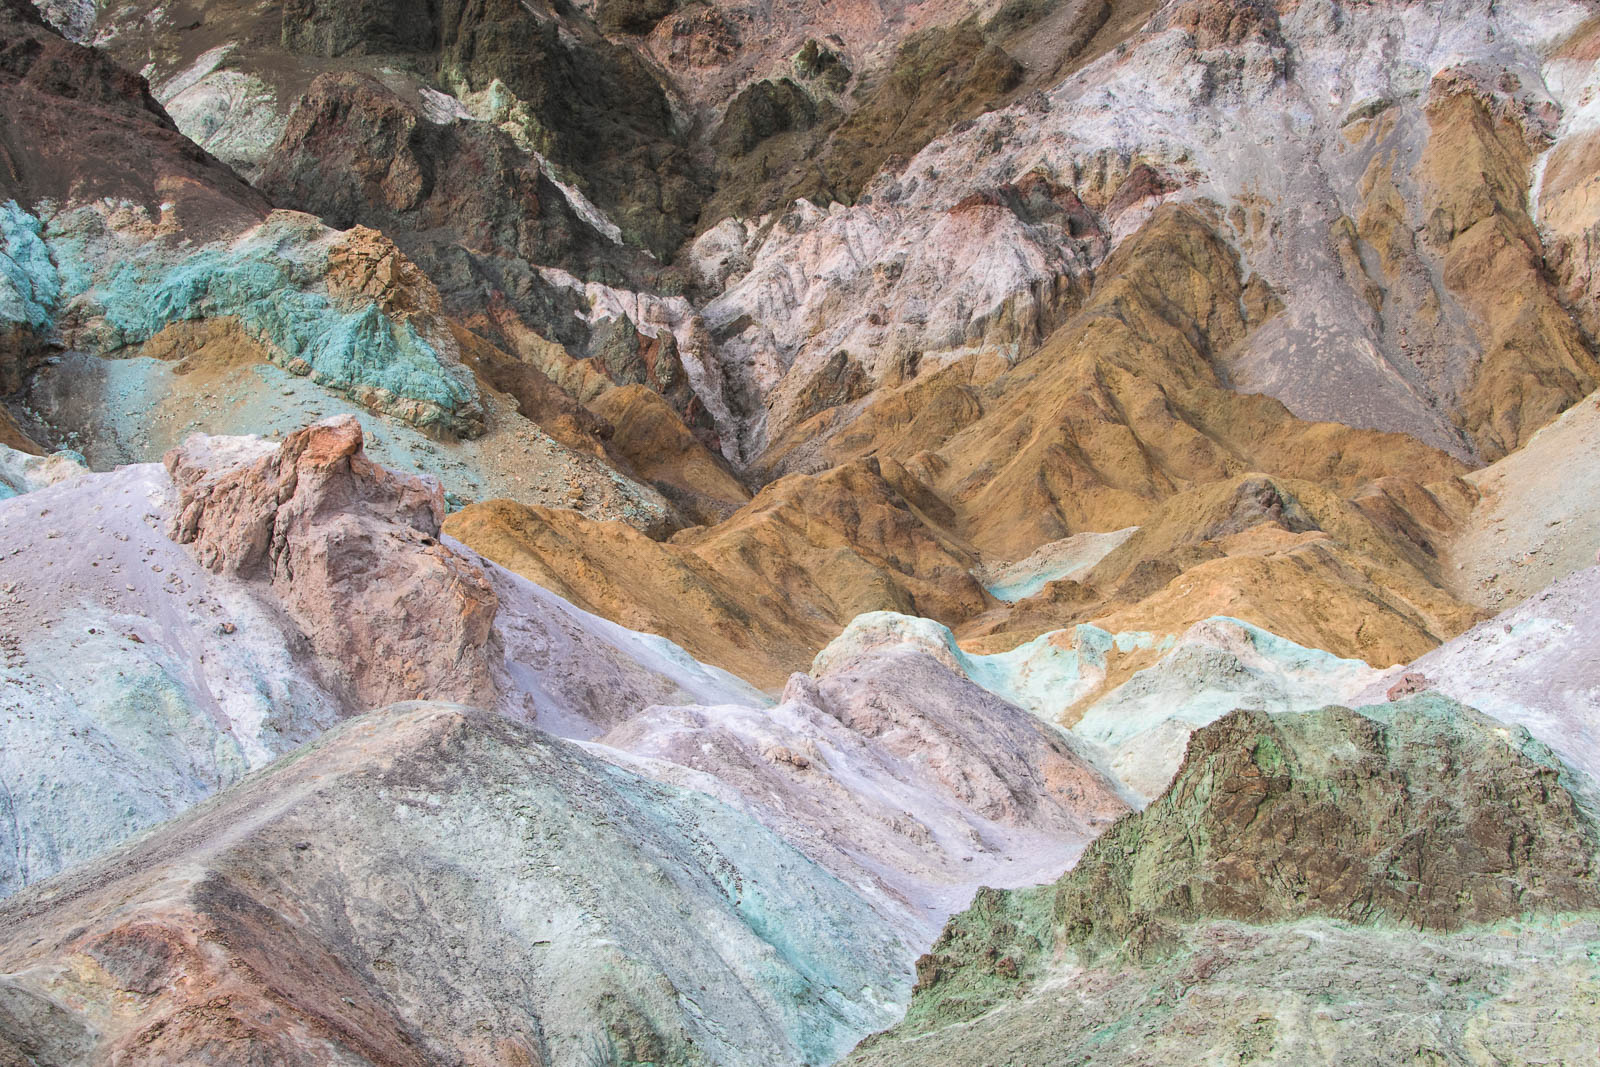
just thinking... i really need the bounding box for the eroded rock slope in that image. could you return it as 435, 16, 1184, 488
849, 696, 1600, 1065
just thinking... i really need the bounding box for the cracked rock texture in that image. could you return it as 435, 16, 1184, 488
0, 422, 760, 897
850, 695, 1600, 1064
166, 416, 501, 710
5, 0, 1600, 1063
0, 703, 910, 1067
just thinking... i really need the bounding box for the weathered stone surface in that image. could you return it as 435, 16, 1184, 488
0, 703, 910, 1066
0, 423, 762, 898
438, 0, 702, 258
853, 696, 1600, 1063
281, 0, 438, 57
0, 0, 266, 226
604, 645, 1129, 938
849, 913, 1600, 1066
166, 416, 499, 710
1386, 671, 1429, 700
448, 456, 990, 687
257, 71, 641, 306
1420, 68, 1600, 460
34, 204, 486, 438
1362, 563, 1600, 784
0, 442, 83, 498
1056, 700, 1599, 950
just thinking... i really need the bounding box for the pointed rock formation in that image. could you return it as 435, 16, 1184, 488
0, 422, 761, 896
166, 415, 501, 710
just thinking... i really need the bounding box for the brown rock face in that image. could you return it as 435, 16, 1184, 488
1069, 474, 1483, 667
883, 697, 1600, 1048
259, 71, 627, 275
461, 207, 1491, 675
1420, 69, 1600, 459
166, 416, 500, 710
281, 0, 438, 56
325, 226, 445, 320
0, 0, 265, 228
1058, 702, 1600, 950
447, 457, 987, 687
1387, 671, 1429, 701
589, 384, 750, 524
775, 205, 1467, 566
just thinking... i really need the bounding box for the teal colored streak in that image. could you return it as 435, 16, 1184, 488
0, 202, 60, 332
46, 212, 478, 431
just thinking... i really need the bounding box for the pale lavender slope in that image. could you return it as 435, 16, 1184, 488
1359, 566, 1600, 781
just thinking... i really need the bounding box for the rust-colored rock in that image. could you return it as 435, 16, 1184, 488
166, 416, 500, 709
1387, 671, 1430, 701
447, 457, 988, 687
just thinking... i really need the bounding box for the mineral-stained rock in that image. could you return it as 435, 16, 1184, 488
36, 204, 487, 438
1361, 564, 1600, 783
1419, 68, 1600, 460
0, 423, 763, 897
849, 696, 1600, 1064
1440, 387, 1600, 611
166, 415, 501, 710
713, 76, 821, 157
447, 456, 990, 686
849, 912, 1600, 1066
1386, 671, 1429, 700
256, 71, 641, 299
596, 0, 676, 36
0, 201, 58, 396
0, 703, 910, 1066
793, 38, 850, 91
603, 645, 1130, 935
589, 383, 750, 524
438, 0, 703, 258
1056, 700, 1599, 949
280, 0, 438, 57
905, 207, 1469, 560
0, 0, 266, 226
0, 442, 84, 497
1075, 473, 1484, 667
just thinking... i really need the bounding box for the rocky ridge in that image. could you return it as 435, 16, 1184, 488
850, 695, 1600, 1064
0, 423, 1137, 1062
1, 0, 1600, 1063
0, 418, 760, 896
0, 703, 909, 1066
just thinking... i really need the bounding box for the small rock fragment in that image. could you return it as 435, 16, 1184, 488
1387, 672, 1429, 701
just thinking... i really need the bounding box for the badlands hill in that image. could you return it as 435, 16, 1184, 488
1, 0, 1599, 1063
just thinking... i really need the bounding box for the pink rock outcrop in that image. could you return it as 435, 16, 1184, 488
1386, 671, 1430, 702
166, 416, 500, 710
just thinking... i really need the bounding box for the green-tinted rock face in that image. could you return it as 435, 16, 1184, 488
794, 39, 852, 93
0, 202, 57, 335
887, 696, 1600, 1038
1056, 698, 1600, 950
45, 208, 484, 437
0, 200, 58, 391
0, 704, 909, 1065
714, 78, 821, 158
851, 913, 1600, 1067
